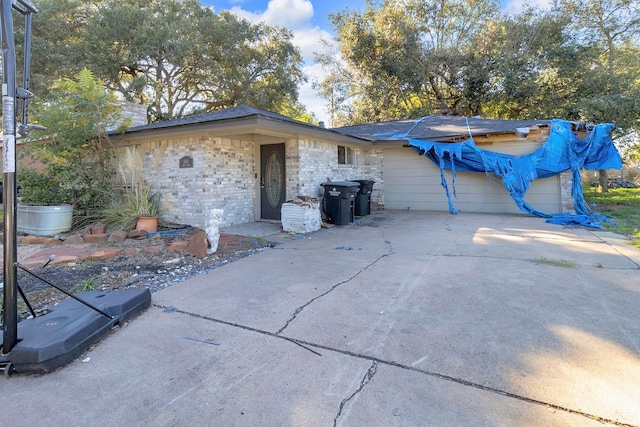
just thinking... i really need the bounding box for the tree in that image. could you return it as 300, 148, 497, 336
469, 7, 605, 120
20, 0, 88, 99
20, 69, 125, 218
26, 0, 306, 122
317, 0, 500, 124
319, 0, 640, 119
559, 0, 640, 191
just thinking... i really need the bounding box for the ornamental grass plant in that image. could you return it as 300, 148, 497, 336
100, 147, 160, 231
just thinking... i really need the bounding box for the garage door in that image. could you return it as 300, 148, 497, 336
384, 145, 561, 214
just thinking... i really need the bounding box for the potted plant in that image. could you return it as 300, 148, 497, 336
16, 169, 75, 235
100, 182, 160, 232
100, 147, 161, 232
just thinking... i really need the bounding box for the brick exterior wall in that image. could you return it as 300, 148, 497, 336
560, 170, 574, 212
295, 139, 383, 204
133, 136, 256, 228
285, 139, 301, 200
122, 134, 383, 228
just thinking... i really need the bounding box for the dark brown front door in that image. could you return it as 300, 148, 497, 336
260, 143, 286, 220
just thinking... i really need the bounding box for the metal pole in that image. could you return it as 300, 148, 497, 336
1, 0, 19, 354
15, 264, 114, 320
21, 11, 32, 129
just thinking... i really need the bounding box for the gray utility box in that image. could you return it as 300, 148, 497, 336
321, 181, 360, 225
353, 180, 375, 216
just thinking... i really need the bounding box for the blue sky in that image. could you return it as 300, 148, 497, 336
200, 0, 551, 124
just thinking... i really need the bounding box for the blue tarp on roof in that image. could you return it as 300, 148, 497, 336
408, 119, 622, 228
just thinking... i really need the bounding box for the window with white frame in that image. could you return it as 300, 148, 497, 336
338, 145, 356, 165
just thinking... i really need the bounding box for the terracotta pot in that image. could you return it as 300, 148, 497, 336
136, 216, 158, 232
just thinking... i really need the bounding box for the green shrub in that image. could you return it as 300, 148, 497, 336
20, 68, 130, 225
100, 184, 160, 231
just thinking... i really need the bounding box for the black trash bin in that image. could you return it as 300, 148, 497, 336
353, 179, 374, 216
321, 181, 360, 225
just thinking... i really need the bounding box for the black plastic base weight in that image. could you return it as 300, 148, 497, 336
1, 288, 151, 374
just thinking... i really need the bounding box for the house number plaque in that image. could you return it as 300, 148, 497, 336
179, 156, 193, 168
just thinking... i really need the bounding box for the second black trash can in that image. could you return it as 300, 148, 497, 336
354, 179, 375, 216
321, 181, 360, 225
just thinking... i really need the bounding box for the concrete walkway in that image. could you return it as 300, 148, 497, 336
2, 211, 640, 426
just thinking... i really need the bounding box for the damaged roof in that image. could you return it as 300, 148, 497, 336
333, 116, 550, 143
112, 104, 368, 145
116, 104, 549, 145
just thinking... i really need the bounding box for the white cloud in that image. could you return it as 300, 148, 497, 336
231, 0, 313, 29
229, 0, 335, 122
264, 0, 314, 28
231, 0, 332, 62
292, 27, 334, 63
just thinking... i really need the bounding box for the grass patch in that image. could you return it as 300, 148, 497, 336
526, 257, 577, 268
72, 278, 99, 293
252, 236, 267, 244
583, 185, 640, 248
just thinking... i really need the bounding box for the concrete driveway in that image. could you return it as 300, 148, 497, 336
3, 211, 640, 426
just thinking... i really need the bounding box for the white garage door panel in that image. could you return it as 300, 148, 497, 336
384, 147, 561, 214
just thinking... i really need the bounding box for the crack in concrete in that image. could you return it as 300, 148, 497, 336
156, 304, 634, 427
275, 249, 392, 335
333, 361, 378, 427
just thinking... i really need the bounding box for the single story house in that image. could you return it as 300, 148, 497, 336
109, 104, 589, 229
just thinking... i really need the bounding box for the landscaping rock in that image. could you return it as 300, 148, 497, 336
128, 229, 148, 239
83, 233, 109, 244
50, 255, 81, 266
18, 235, 62, 245
185, 230, 209, 258
89, 248, 123, 261
108, 230, 128, 243
63, 234, 85, 245
5, 224, 274, 319
168, 241, 189, 252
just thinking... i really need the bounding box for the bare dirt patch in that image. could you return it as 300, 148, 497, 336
5, 229, 276, 319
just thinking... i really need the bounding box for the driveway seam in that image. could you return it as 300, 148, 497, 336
154, 304, 634, 427
589, 230, 640, 269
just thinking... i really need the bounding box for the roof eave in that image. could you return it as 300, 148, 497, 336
110, 114, 371, 146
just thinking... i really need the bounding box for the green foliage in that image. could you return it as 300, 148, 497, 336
28, 0, 305, 122
21, 0, 88, 98
18, 168, 71, 205
279, 101, 319, 124
319, 0, 640, 136
479, 8, 598, 120
319, 0, 501, 124
72, 278, 99, 293
584, 185, 640, 248
99, 147, 160, 231
526, 257, 577, 268
21, 69, 124, 220
100, 184, 160, 231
